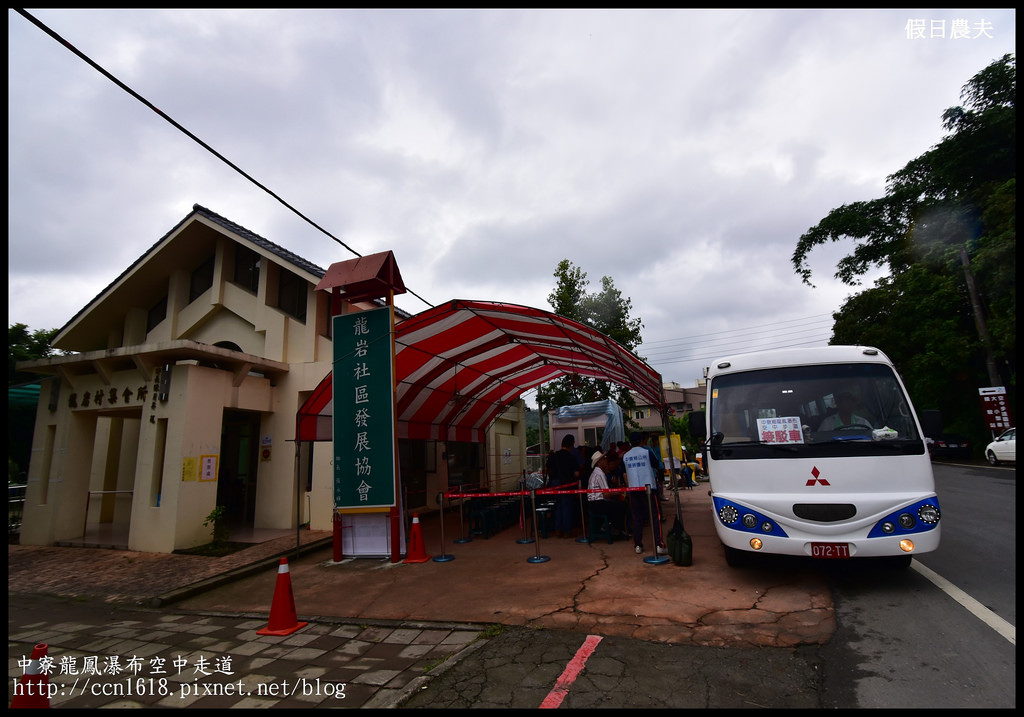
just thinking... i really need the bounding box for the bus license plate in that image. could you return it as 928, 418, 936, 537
811, 543, 850, 559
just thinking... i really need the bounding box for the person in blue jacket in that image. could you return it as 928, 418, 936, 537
622, 432, 667, 555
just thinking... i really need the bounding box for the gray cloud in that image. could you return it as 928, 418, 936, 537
8, 8, 1014, 386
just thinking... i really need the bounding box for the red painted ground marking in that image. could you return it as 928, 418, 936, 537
539, 634, 603, 709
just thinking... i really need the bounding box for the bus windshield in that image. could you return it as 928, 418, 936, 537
709, 362, 925, 460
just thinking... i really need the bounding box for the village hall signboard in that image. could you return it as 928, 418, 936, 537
333, 306, 397, 510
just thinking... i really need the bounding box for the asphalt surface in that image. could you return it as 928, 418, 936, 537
9, 484, 838, 708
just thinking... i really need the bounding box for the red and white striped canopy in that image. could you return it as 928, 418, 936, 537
297, 299, 664, 443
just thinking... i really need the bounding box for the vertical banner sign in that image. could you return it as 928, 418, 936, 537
333, 307, 397, 509
978, 386, 1012, 431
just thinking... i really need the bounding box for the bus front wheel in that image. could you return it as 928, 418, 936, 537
875, 555, 913, 569
723, 545, 751, 567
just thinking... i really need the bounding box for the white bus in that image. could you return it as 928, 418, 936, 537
692, 345, 941, 568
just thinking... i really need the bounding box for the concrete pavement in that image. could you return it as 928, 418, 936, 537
9, 484, 836, 708
170, 486, 835, 649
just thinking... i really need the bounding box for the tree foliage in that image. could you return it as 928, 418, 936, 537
9, 323, 60, 482
792, 54, 1015, 442
537, 260, 645, 419
9, 323, 59, 386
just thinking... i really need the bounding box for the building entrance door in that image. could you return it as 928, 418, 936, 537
217, 409, 261, 526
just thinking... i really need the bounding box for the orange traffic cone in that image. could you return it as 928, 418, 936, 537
10, 642, 51, 708
256, 558, 308, 636
403, 514, 429, 563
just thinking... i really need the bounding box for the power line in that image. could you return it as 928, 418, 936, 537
642, 322, 835, 359
639, 313, 834, 348
633, 311, 838, 379
652, 335, 835, 369
14, 8, 435, 310
637, 313, 836, 373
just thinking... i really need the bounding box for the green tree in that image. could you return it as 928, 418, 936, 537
9, 323, 60, 484
792, 54, 1015, 442
829, 267, 982, 432
669, 412, 700, 456
9, 323, 59, 386
537, 260, 645, 424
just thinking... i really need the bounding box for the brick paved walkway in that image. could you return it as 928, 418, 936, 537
8, 531, 331, 605
9, 593, 484, 708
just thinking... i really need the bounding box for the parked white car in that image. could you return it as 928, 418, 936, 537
985, 427, 1015, 466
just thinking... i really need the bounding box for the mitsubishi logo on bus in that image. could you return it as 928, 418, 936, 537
806, 466, 831, 486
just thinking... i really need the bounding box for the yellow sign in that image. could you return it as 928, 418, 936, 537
659, 434, 683, 463
182, 457, 197, 482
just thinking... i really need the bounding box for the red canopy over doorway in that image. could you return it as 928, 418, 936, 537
296, 299, 665, 443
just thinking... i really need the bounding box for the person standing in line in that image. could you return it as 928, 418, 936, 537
571, 440, 586, 469
623, 432, 667, 555
607, 442, 628, 492
547, 434, 581, 538
602, 444, 616, 467
588, 451, 628, 537
644, 433, 667, 503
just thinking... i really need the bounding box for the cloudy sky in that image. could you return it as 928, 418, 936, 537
8, 8, 1016, 388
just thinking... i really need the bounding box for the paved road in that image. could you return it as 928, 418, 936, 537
10, 593, 829, 709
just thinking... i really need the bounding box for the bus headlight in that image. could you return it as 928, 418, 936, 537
918, 504, 940, 524
749, 538, 763, 550
899, 539, 915, 553
712, 497, 789, 537
867, 497, 941, 538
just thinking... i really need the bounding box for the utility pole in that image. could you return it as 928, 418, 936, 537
537, 393, 546, 463
959, 245, 1001, 387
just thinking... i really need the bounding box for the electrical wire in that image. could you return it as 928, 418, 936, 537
13, 7, 434, 309
638, 313, 835, 367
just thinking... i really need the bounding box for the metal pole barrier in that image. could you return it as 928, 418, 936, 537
403, 485, 410, 541
333, 508, 344, 562
527, 489, 550, 563
575, 487, 590, 543
82, 491, 91, 540
453, 490, 471, 544
643, 484, 669, 565
516, 478, 535, 544
433, 492, 454, 562
672, 456, 684, 523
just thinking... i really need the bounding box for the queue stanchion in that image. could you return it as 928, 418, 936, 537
516, 479, 535, 545
643, 484, 670, 565
526, 489, 550, 563
576, 487, 590, 543
433, 492, 454, 562
453, 490, 471, 544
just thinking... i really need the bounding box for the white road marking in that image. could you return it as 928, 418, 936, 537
911, 560, 1015, 645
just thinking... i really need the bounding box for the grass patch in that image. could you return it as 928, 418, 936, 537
480, 623, 505, 639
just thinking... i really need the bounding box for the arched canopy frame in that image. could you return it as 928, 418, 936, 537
297, 299, 666, 443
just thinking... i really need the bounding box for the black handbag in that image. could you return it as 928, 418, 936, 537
666, 515, 693, 566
